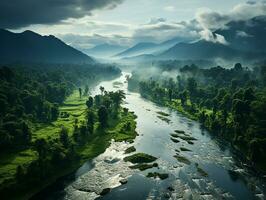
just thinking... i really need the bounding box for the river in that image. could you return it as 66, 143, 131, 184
32, 72, 266, 200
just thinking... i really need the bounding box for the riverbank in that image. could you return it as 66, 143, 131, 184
0, 88, 138, 200
139, 92, 266, 174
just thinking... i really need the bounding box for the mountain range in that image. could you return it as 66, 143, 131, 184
114, 37, 190, 58
0, 29, 94, 65
113, 16, 266, 62
82, 43, 128, 58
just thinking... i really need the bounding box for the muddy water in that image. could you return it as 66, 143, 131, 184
34, 72, 266, 200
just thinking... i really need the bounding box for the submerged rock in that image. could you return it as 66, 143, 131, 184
119, 179, 128, 185
167, 186, 175, 191
100, 188, 111, 196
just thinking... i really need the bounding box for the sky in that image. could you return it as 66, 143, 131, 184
1, 0, 265, 49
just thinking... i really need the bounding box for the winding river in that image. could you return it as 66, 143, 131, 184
33, 72, 266, 200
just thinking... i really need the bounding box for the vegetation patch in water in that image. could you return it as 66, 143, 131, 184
124, 153, 157, 164
180, 147, 191, 152
187, 141, 194, 145
99, 188, 111, 196
178, 135, 197, 142
170, 133, 179, 138
125, 146, 136, 154
147, 172, 169, 180
174, 130, 186, 134
156, 111, 170, 117
129, 163, 158, 171
157, 116, 171, 123
195, 163, 208, 177
171, 138, 180, 143
174, 155, 191, 165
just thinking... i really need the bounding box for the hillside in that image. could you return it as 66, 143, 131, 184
0, 29, 94, 64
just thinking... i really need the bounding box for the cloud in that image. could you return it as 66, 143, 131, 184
196, 1, 266, 31
0, 0, 124, 28
236, 30, 253, 37
58, 33, 132, 49
199, 29, 228, 45
164, 6, 176, 12
132, 19, 200, 43
147, 18, 167, 25
195, 1, 266, 44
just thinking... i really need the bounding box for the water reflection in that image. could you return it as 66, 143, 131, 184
33, 72, 266, 200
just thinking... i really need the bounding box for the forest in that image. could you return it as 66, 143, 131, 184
129, 63, 266, 171
0, 64, 137, 199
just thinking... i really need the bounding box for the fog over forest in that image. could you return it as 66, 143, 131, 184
0, 1, 266, 200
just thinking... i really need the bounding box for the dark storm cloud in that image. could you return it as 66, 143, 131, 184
0, 0, 124, 28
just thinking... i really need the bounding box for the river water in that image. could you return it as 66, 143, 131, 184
33, 72, 266, 200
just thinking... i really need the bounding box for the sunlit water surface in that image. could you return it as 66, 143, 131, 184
32, 72, 266, 200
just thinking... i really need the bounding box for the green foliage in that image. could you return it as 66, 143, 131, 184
0, 64, 123, 198
130, 63, 266, 170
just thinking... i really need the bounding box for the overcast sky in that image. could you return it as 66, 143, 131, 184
2, 0, 265, 48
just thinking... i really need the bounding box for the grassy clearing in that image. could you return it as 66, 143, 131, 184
0, 89, 138, 200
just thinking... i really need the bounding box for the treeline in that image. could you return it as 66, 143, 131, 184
11, 88, 128, 193
130, 63, 266, 170
0, 64, 120, 151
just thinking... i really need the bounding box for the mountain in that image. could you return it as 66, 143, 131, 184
0, 29, 94, 64
215, 16, 266, 54
159, 40, 259, 60
159, 16, 266, 61
115, 42, 157, 58
82, 43, 128, 58
115, 37, 188, 58
120, 54, 156, 64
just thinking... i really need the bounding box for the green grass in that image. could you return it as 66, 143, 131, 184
0, 89, 138, 200
32, 91, 87, 141
0, 150, 37, 186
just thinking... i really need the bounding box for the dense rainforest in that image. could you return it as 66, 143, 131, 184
0, 64, 137, 199
129, 63, 266, 171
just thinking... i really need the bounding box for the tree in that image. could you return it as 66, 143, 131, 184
110, 90, 125, 109
60, 126, 69, 147
84, 85, 89, 96
180, 90, 188, 106
234, 63, 243, 71
16, 165, 25, 181
168, 89, 173, 101
79, 88, 82, 99
98, 106, 108, 127
51, 104, 59, 121
87, 110, 95, 133
34, 138, 48, 159
100, 86, 105, 95
187, 77, 197, 97
86, 96, 94, 108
